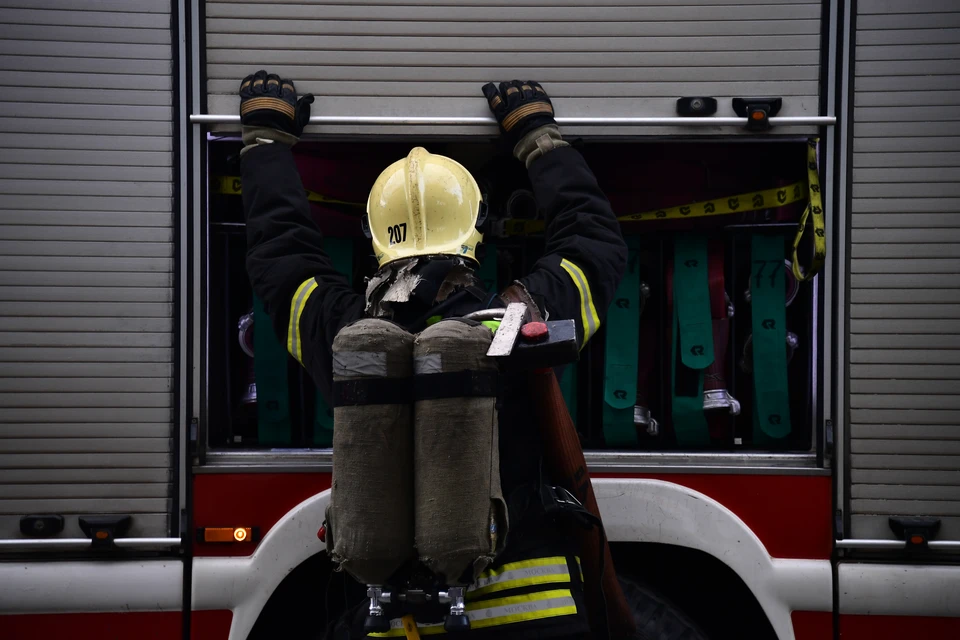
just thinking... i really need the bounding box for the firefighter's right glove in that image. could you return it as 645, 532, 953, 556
238, 69, 314, 154
482, 80, 568, 168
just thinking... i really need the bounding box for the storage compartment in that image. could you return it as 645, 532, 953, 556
206, 138, 820, 453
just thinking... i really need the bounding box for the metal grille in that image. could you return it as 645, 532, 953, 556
848, 0, 960, 541
204, 0, 823, 136
0, 0, 175, 539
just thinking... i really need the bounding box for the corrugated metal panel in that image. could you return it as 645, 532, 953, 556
0, 1, 174, 539
847, 0, 960, 541
204, 0, 823, 136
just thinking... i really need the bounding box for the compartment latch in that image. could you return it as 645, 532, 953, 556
889, 516, 941, 551
79, 515, 132, 549
732, 97, 783, 131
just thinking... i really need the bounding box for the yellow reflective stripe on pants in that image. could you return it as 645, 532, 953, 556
368, 589, 578, 637
559, 258, 600, 347
468, 556, 571, 598
467, 588, 578, 629
287, 277, 318, 364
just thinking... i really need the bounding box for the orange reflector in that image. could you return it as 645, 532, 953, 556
95, 531, 109, 540
751, 111, 765, 120
203, 527, 253, 543
910, 535, 924, 545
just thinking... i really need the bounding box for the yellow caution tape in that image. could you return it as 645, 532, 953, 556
499, 179, 807, 237
792, 138, 825, 282
211, 175, 365, 209
616, 181, 808, 223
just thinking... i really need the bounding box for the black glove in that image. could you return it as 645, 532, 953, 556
481, 80, 556, 150
238, 69, 314, 139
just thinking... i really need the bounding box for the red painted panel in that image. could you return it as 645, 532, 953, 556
193, 609, 233, 638
595, 473, 832, 559
0, 611, 232, 640
193, 472, 829, 560
793, 610, 833, 639
0, 612, 182, 639
193, 472, 330, 557
840, 614, 960, 638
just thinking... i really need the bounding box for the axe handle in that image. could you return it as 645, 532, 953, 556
530, 367, 637, 639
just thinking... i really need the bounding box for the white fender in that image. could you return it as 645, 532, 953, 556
193, 480, 832, 640
0, 560, 182, 614
192, 488, 332, 640
594, 478, 832, 640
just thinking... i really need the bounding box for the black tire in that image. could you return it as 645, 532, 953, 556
618, 574, 711, 640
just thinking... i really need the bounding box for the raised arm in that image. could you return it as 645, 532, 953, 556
239, 70, 364, 393
482, 80, 628, 347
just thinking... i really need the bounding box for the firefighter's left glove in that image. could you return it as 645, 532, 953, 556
238, 69, 314, 155
482, 80, 568, 168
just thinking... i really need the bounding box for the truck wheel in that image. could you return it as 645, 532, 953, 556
619, 574, 711, 640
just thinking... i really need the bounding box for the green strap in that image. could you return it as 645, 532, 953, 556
603, 236, 641, 446
313, 240, 354, 447
671, 305, 710, 446
750, 235, 792, 440
254, 294, 291, 445
673, 235, 715, 370
671, 235, 712, 446
559, 364, 578, 427
479, 244, 498, 293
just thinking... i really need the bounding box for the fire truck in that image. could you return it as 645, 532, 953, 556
1, 0, 959, 638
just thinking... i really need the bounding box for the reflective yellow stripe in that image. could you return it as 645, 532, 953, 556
559, 258, 600, 346
368, 589, 579, 637
466, 589, 577, 629
287, 277, 318, 364
475, 556, 567, 580
470, 571, 570, 598
474, 604, 578, 630
468, 556, 571, 598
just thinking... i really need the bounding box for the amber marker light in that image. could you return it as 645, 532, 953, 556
198, 527, 255, 543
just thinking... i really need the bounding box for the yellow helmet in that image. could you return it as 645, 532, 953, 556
364, 147, 485, 267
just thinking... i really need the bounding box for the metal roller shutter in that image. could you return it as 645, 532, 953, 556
0, 0, 175, 539
204, 0, 823, 136
848, 0, 960, 541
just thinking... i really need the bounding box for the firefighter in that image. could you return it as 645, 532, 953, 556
239, 70, 628, 639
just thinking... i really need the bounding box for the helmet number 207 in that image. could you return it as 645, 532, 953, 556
387, 223, 407, 245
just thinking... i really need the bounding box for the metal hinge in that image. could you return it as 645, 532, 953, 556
825, 419, 834, 459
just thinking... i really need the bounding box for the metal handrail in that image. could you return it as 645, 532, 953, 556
835, 539, 960, 550
190, 114, 836, 127
0, 537, 182, 551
